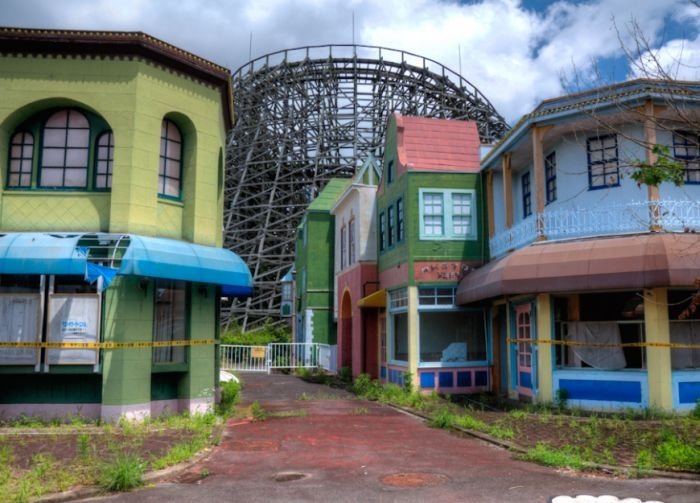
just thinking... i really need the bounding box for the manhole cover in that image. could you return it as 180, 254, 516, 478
380, 472, 449, 488
273, 471, 309, 482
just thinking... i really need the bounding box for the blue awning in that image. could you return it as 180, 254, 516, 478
119, 235, 253, 294
0, 233, 86, 275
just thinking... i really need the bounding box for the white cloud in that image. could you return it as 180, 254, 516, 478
0, 0, 696, 123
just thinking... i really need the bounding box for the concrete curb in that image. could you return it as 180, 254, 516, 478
36, 447, 214, 502
384, 403, 700, 482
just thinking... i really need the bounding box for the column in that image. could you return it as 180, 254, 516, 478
486, 170, 496, 239
407, 286, 420, 389
531, 125, 552, 241
643, 288, 673, 411
535, 294, 553, 403
502, 153, 513, 229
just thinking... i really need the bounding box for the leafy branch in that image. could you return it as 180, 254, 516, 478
629, 144, 685, 188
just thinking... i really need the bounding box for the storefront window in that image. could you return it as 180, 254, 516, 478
153, 279, 186, 364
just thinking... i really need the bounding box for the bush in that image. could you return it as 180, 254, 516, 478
217, 379, 241, 417
221, 319, 291, 346
100, 454, 144, 492
352, 374, 382, 399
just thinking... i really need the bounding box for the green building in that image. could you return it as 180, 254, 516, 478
294, 178, 350, 347
376, 114, 490, 393
0, 28, 252, 421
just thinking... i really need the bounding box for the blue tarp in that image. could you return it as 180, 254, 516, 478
119, 235, 253, 295
0, 233, 86, 275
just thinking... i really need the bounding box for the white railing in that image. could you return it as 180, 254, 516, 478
220, 345, 269, 372
220, 343, 332, 374
490, 200, 700, 258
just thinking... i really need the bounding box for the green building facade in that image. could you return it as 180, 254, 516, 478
294, 178, 350, 346
376, 114, 491, 393
0, 28, 252, 421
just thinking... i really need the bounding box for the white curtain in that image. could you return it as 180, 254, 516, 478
670, 322, 700, 369
567, 321, 626, 370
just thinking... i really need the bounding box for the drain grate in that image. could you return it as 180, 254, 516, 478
273, 471, 309, 482
380, 472, 449, 488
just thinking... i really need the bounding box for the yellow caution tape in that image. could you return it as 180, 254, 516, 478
0, 339, 217, 349
507, 338, 700, 349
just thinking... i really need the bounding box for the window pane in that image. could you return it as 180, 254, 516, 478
419, 311, 486, 363
64, 168, 87, 186
8, 174, 19, 186
44, 129, 66, 147
165, 178, 180, 197
65, 149, 88, 167
46, 110, 68, 127
41, 168, 63, 186
167, 140, 182, 160
95, 175, 106, 188
166, 158, 181, 178
392, 312, 408, 361
67, 128, 89, 148
42, 148, 64, 167
20, 174, 31, 186
153, 280, 186, 364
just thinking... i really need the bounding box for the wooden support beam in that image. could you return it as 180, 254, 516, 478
502, 153, 513, 229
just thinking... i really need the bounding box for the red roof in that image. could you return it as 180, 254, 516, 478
395, 114, 480, 172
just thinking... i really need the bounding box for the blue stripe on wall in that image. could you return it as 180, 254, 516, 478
560, 379, 641, 403
420, 372, 435, 389
457, 371, 471, 387
439, 372, 454, 388
679, 381, 700, 404
519, 372, 532, 389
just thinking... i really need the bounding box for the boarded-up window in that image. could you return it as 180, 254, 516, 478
46, 294, 100, 365
0, 295, 41, 365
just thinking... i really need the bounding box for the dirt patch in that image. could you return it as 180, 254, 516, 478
1, 429, 197, 470
380, 472, 450, 488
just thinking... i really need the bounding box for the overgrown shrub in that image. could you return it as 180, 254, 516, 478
221, 319, 291, 346
99, 454, 144, 492
217, 379, 241, 416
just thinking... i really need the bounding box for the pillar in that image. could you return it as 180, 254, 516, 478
644, 288, 673, 411
408, 286, 420, 389
502, 153, 513, 229
535, 293, 553, 403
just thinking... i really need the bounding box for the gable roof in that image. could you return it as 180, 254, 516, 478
307, 178, 352, 212
395, 114, 481, 172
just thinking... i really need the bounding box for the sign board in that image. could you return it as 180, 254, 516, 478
47, 294, 99, 365
251, 346, 266, 359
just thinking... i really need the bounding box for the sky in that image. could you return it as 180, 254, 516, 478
1, 0, 698, 124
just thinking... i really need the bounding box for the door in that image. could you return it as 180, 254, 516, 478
515, 303, 534, 397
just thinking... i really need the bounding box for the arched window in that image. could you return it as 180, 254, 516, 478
7, 131, 34, 187
95, 132, 114, 189
40, 109, 90, 187
159, 119, 182, 198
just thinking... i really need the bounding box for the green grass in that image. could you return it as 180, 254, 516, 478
250, 401, 267, 422
521, 443, 590, 470
99, 454, 144, 492
270, 409, 309, 418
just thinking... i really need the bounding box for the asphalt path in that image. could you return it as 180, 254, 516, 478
80, 373, 700, 503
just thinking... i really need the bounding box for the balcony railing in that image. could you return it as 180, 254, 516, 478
490, 200, 700, 258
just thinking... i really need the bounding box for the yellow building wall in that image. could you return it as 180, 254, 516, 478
0, 54, 227, 246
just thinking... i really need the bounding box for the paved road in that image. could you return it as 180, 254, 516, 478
83, 373, 699, 502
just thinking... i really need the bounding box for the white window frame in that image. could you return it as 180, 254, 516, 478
419, 188, 477, 241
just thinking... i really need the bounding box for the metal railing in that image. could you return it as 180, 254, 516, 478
220, 343, 334, 374
490, 199, 700, 258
